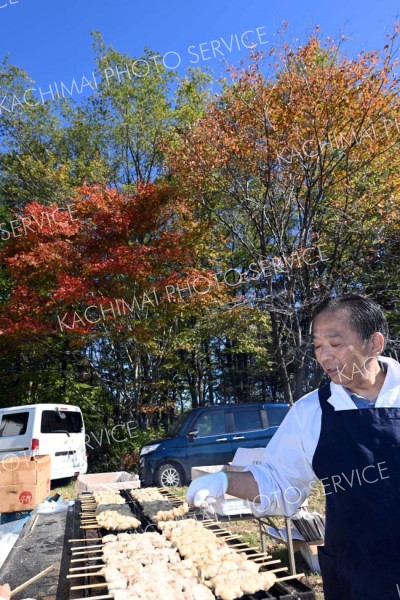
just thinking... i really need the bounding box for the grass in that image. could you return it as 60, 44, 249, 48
51, 477, 77, 500
54, 479, 326, 599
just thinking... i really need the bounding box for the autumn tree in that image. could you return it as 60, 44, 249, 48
166, 28, 400, 402
0, 182, 230, 412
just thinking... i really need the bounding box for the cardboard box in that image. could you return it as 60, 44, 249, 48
0, 455, 51, 513
191, 464, 225, 480
231, 447, 267, 466
203, 497, 253, 517
76, 471, 141, 494
191, 448, 268, 481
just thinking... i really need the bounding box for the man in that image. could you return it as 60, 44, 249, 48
186, 295, 400, 600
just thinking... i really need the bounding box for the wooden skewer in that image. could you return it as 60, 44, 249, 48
69, 565, 104, 572
30, 515, 39, 533
71, 582, 107, 590
69, 537, 102, 542
245, 552, 273, 558
10, 564, 56, 597
252, 558, 281, 565
71, 556, 103, 563
67, 571, 103, 579
71, 544, 102, 551
71, 549, 103, 556
269, 567, 288, 574
81, 519, 98, 523
81, 517, 97, 521
81, 519, 97, 525
72, 595, 112, 600
81, 525, 101, 530
276, 573, 305, 582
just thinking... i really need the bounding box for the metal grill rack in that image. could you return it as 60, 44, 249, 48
66, 489, 315, 600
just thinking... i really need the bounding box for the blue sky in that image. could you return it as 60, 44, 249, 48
0, 0, 399, 89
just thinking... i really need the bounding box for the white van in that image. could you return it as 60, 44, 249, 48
0, 404, 88, 481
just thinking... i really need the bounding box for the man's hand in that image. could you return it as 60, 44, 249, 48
0, 583, 11, 600
186, 472, 229, 507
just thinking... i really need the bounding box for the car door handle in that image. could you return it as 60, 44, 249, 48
232, 436, 245, 440
216, 437, 228, 442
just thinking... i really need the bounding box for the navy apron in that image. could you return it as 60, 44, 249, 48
312, 383, 400, 600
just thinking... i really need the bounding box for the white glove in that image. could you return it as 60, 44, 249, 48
186, 472, 229, 507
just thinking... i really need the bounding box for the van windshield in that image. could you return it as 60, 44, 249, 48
167, 412, 190, 436
41, 410, 83, 434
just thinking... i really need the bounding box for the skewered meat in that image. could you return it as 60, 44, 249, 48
130, 488, 189, 522
101, 531, 208, 599
98, 518, 279, 599
93, 490, 126, 506
153, 502, 189, 522
191, 584, 215, 600
160, 518, 278, 598
96, 504, 140, 530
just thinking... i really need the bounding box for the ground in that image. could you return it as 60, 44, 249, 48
54, 478, 326, 600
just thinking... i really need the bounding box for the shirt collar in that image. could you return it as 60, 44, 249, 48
328, 356, 400, 410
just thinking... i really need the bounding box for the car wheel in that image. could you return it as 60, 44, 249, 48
156, 463, 183, 487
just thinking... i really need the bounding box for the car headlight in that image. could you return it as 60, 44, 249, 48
139, 444, 160, 456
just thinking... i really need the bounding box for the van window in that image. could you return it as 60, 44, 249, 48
0, 412, 29, 437
168, 412, 189, 436
233, 409, 262, 432
41, 410, 83, 434
193, 412, 226, 437
267, 406, 288, 427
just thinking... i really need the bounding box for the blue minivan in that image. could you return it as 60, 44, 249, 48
138, 402, 289, 487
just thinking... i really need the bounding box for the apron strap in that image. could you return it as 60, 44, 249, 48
318, 382, 331, 404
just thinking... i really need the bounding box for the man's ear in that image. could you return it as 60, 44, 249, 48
369, 332, 385, 356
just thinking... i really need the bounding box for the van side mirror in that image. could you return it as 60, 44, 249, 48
188, 430, 199, 440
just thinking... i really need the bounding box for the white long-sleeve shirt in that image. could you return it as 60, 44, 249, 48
244, 355, 400, 517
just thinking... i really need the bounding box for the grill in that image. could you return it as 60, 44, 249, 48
66, 488, 316, 600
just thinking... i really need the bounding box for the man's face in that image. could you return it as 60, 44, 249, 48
312, 309, 375, 387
